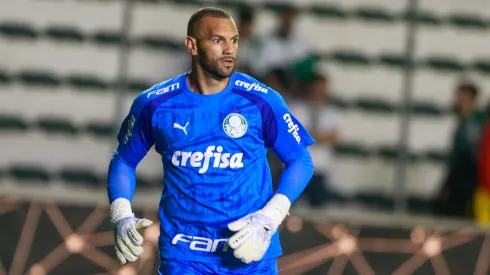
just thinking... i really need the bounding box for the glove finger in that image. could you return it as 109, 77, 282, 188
117, 239, 138, 262
228, 215, 250, 232
134, 218, 153, 230
235, 243, 254, 264
228, 226, 252, 249
127, 224, 144, 246
115, 245, 126, 265
233, 241, 251, 259
122, 235, 142, 257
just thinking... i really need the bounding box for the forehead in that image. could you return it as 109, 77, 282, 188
198, 16, 238, 37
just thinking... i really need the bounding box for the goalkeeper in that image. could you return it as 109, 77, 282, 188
107, 7, 314, 274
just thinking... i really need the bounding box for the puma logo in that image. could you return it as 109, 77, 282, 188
173, 122, 190, 135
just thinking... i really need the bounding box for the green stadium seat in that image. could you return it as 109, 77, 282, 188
17, 70, 61, 87
0, 114, 29, 132
137, 36, 181, 51
352, 7, 396, 22
91, 31, 123, 46
85, 122, 115, 138
0, 22, 38, 39
403, 10, 442, 26
330, 97, 350, 109
67, 74, 110, 90
136, 176, 159, 189
36, 117, 78, 135
308, 4, 348, 20
0, 69, 11, 85
472, 60, 490, 74
127, 79, 152, 93
263, 2, 297, 12
422, 56, 465, 72
334, 142, 370, 158
44, 26, 85, 42
8, 165, 51, 183
355, 193, 394, 210
59, 168, 101, 187
378, 53, 409, 69
354, 98, 396, 114
422, 149, 448, 164
375, 145, 418, 162
447, 14, 488, 30
328, 50, 371, 66
411, 102, 445, 117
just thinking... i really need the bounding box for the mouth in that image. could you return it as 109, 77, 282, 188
221, 58, 235, 67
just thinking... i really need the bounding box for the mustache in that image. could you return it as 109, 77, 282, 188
220, 56, 235, 61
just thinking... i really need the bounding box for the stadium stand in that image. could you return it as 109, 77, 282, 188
1, 0, 490, 211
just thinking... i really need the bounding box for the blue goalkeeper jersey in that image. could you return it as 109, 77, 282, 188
112, 71, 314, 263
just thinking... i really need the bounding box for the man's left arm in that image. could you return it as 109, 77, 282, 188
228, 91, 315, 263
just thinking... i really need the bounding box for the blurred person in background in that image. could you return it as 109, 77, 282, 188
434, 82, 484, 218
254, 5, 312, 81
289, 73, 342, 207
235, 6, 262, 77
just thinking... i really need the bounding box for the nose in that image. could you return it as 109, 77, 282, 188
223, 40, 235, 55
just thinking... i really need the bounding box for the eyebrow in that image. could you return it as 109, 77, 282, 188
211, 34, 239, 39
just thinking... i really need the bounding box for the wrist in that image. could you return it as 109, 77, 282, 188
261, 194, 291, 226
110, 198, 134, 224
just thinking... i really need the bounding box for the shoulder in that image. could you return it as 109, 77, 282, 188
131, 73, 186, 111
232, 72, 286, 107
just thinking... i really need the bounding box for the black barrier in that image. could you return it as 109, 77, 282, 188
1, 199, 489, 275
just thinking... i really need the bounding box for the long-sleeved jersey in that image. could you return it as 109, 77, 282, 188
108, 71, 314, 263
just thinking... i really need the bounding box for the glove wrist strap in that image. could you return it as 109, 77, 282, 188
262, 194, 291, 225
110, 198, 134, 224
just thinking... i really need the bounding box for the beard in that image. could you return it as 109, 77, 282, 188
197, 49, 235, 79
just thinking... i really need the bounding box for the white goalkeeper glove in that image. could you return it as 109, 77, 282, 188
227, 194, 291, 264
110, 198, 153, 265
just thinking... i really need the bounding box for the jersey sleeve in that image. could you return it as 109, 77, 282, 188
107, 94, 154, 203
115, 95, 155, 166
263, 92, 315, 163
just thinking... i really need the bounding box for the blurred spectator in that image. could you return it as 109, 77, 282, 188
263, 68, 291, 98
235, 6, 262, 76
289, 73, 342, 207
254, 5, 313, 81
434, 82, 484, 218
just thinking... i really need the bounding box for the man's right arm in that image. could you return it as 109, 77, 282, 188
107, 93, 155, 264
107, 94, 154, 205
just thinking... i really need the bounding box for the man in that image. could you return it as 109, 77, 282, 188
107, 7, 315, 274
434, 82, 483, 218
289, 73, 341, 207
254, 5, 312, 79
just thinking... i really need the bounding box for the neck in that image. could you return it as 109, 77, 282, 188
187, 63, 230, 95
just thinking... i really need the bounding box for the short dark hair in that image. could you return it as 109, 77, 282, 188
187, 7, 232, 37
457, 81, 479, 98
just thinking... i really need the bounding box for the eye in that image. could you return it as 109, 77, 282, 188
232, 38, 238, 44
213, 39, 223, 44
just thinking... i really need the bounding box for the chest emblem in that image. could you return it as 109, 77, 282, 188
223, 113, 248, 138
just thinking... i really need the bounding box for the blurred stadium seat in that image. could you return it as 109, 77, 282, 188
1, 0, 490, 207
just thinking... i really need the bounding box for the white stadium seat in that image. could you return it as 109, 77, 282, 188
415, 26, 490, 62
128, 48, 189, 82
419, 0, 490, 18
408, 116, 455, 153
0, 0, 123, 33
412, 68, 458, 107
341, 111, 399, 147
0, 87, 117, 124
320, 63, 403, 104
0, 38, 119, 80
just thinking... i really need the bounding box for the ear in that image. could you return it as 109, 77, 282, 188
185, 36, 198, 56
